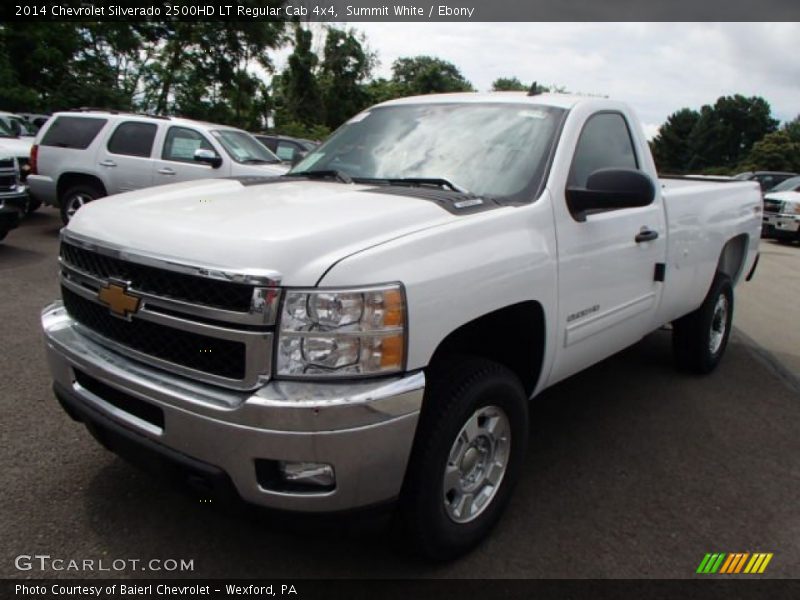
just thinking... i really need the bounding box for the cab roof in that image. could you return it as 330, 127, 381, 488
376, 91, 594, 110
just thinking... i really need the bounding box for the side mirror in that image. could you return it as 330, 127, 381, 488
193, 148, 222, 169
566, 168, 655, 222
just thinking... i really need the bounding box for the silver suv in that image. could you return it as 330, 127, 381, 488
27, 111, 289, 223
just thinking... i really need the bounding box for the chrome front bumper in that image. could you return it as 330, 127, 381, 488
773, 214, 800, 234
43, 302, 425, 512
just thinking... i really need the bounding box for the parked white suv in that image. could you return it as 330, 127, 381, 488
27, 111, 289, 223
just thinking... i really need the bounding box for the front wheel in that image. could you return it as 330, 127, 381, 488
672, 274, 734, 374
60, 185, 103, 225
399, 357, 529, 560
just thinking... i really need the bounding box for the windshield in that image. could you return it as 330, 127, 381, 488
291, 103, 565, 201
211, 130, 281, 164
0, 119, 15, 138
768, 175, 800, 192
9, 117, 33, 136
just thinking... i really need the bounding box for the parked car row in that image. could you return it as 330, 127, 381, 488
26, 110, 291, 224
733, 170, 798, 192
0, 104, 328, 242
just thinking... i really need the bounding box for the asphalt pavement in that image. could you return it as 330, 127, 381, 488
1, 209, 798, 579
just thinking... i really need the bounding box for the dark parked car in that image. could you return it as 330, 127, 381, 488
733, 171, 798, 192
254, 134, 318, 163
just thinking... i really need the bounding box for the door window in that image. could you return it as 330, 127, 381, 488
162, 127, 216, 163
275, 141, 298, 161
107, 122, 157, 158
568, 113, 638, 188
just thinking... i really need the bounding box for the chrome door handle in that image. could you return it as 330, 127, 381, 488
99, 160, 117, 167
635, 228, 659, 243
158, 167, 176, 175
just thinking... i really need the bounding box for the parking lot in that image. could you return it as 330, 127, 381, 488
1, 209, 798, 579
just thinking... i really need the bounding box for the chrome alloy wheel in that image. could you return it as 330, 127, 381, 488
709, 294, 729, 355
65, 193, 90, 220
443, 405, 511, 524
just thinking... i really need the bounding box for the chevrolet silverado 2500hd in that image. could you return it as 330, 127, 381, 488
42, 93, 762, 559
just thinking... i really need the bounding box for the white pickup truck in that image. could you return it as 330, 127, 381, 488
42, 92, 761, 559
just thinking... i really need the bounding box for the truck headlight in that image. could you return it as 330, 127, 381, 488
276, 284, 406, 378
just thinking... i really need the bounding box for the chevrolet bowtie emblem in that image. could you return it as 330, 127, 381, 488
97, 281, 141, 319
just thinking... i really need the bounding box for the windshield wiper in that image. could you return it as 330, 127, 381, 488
285, 169, 353, 184
379, 177, 471, 194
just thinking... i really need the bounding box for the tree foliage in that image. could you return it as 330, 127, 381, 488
650, 108, 701, 173
272, 25, 323, 131
318, 28, 375, 129
390, 56, 473, 96
491, 77, 528, 92
739, 130, 800, 172
651, 95, 779, 173
686, 95, 778, 171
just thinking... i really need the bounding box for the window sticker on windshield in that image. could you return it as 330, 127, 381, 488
517, 110, 549, 119
347, 112, 370, 124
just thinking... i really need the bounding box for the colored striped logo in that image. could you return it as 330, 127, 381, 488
696, 553, 773, 574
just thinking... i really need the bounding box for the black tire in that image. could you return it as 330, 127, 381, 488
26, 197, 41, 214
60, 184, 103, 225
399, 357, 529, 560
672, 274, 734, 374
776, 237, 796, 245
0, 228, 7, 242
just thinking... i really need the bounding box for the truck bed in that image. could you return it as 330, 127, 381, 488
655, 176, 761, 325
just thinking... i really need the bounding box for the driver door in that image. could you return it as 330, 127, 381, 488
548, 111, 667, 384
153, 126, 227, 184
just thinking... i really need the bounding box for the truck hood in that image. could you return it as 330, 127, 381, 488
67, 178, 458, 285
764, 190, 800, 205
0, 137, 32, 159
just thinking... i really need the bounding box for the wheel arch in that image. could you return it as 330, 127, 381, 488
716, 233, 750, 285
56, 172, 107, 205
426, 301, 546, 397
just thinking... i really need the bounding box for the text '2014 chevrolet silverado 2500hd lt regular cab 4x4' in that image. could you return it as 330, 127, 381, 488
42, 93, 762, 560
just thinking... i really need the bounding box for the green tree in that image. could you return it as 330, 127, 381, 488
0, 23, 85, 111
273, 25, 323, 131
782, 115, 800, 143
686, 95, 778, 171
491, 77, 528, 91
364, 77, 405, 105
651, 108, 701, 173
139, 17, 286, 127
739, 130, 800, 172
318, 27, 376, 129
390, 56, 473, 96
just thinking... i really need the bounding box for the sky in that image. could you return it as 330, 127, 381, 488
275, 22, 800, 139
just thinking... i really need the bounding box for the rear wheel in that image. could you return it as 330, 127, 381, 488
60, 184, 103, 224
399, 357, 528, 560
672, 274, 733, 374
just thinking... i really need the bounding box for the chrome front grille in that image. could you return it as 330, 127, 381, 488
58, 231, 281, 390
